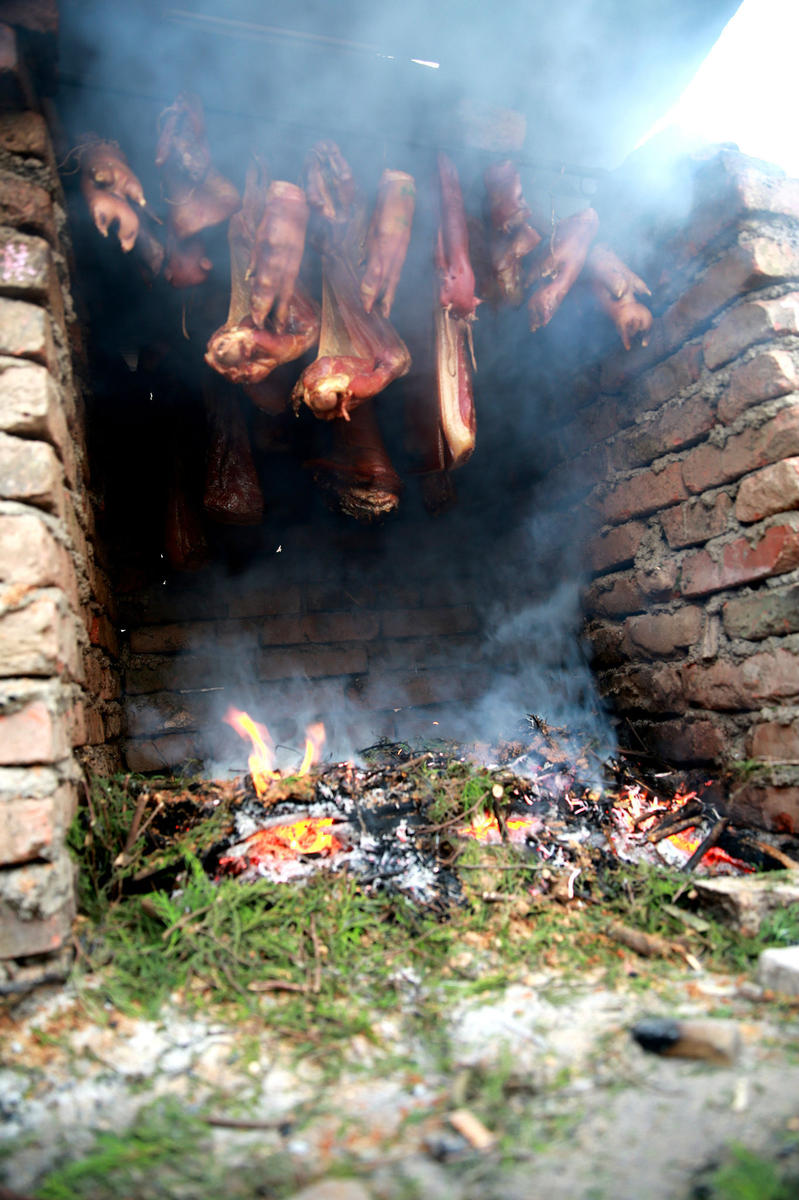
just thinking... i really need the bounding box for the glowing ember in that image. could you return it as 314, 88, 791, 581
224, 707, 326, 794
237, 816, 342, 862
609, 783, 752, 873
458, 810, 541, 844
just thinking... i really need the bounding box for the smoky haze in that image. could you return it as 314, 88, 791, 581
56, 0, 738, 776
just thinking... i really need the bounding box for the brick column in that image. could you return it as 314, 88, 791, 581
0, 14, 121, 983
544, 149, 799, 833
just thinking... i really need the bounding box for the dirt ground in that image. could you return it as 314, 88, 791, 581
2, 957, 798, 1200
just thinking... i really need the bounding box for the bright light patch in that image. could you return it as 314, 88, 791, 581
410, 59, 440, 69
636, 0, 799, 176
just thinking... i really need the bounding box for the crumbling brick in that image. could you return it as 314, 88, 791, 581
723, 583, 799, 640
719, 350, 799, 424
736, 457, 799, 523
682, 406, 799, 495
660, 492, 733, 549
599, 461, 688, 525
589, 520, 647, 573
703, 291, 799, 370
624, 606, 703, 656
681, 522, 799, 597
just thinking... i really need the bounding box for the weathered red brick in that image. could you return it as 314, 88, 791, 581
0, 170, 55, 244
128, 620, 215, 654
703, 291, 799, 370
0, 695, 69, 764
367, 635, 482, 673
88, 612, 119, 657
682, 405, 799, 495
0, 358, 73, 483
598, 662, 686, 714
660, 492, 733, 549
0, 431, 64, 512
556, 395, 625, 461
599, 461, 688, 525
347, 667, 488, 711
662, 239, 799, 351
257, 644, 369, 681
582, 571, 647, 617
749, 720, 799, 762
624, 606, 704, 656
227, 584, 302, 618
123, 733, 203, 773
684, 647, 799, 709
0, 593, 81, 679
690, 152, 799, 249
0, 297, 54, 368
612, 394, 714, 473
584, 621, 628, 669
736, 457, 799, 523
0, 110, 50, 160
0, 785, 77, 865
381, 606, 478, 639
589, 520, 647, 574
644, 718, 725, 764
83, 648, 120, 701
723, 583, 799, 640
0, 512, 77, 608
260, 611, 381, 645
718, 350, 799, 424
626, 343, 704, 412
681, 522, 799, 597
729, 784, 799, 834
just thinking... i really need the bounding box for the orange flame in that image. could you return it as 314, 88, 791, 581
224, 707, 326, 794
297, 721, 326, 776
224, 707, 279, 797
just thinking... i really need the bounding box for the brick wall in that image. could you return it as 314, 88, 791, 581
542, 149, 799, 833
117, 525, 488, 772
0, 13, 121, 980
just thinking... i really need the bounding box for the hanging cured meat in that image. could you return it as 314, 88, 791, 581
205, 161, 319, 386
306, 401, 401, 522
527, 207, 599, 331
585, 242, 653, 350
483, 160, 541, 306
360, 169, 416, 317
155, 92, 240, 287
292, 142, 411, 421
203, 380, 264, 525
435, 152, 480, 321
79, 138, 146, 252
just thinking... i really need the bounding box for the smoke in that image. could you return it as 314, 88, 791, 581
57, 0, 741, 778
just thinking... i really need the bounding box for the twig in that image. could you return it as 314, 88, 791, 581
740, 837, 799, 871
116, 790, 151, 864
204, 1116, 289, 1131
247, 979, 309, 993
308, 913, 322, 994
681, 817, 729, 873
648, 812, 702, 844
160, 902, 214, 940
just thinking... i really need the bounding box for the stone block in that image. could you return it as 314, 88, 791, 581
719, 350, 799, 424
758, 946, 799, 997
736, 457, 799, 523
703, 291, 799, 370
692, 870, 799, 934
